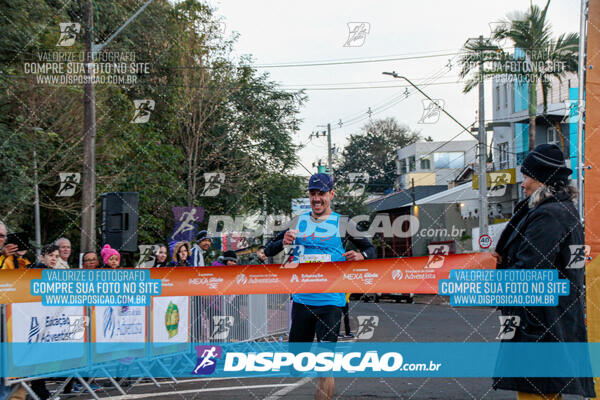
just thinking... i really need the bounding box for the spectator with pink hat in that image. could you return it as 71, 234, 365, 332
101, 244, 120, 268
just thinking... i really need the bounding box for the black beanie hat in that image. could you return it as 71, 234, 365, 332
195, 230, 212, 242
521, 144, 572, 185
223, 250, 237, 262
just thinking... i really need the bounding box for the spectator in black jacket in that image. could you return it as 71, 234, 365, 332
247, 246, 267, 265
32, 244, 60, 269
492, 144, 595, 399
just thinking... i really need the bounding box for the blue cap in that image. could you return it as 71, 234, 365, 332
308, 173, 334, 192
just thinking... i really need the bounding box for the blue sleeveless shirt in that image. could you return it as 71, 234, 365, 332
292, 211, 346, 307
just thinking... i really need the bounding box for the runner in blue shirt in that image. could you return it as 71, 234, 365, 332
265, 173, 375, 400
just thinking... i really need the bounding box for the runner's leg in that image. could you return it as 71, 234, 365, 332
289, 302, 317, 342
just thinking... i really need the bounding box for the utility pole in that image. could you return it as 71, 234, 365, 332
80, 0, 155, 253
477, 35, 489, 239
381, 72, 478, 141
81, 0, 96, 253
382, 66, 489, 240
315, 124, 333, 174
33, 150, 41, 258
327, 123, 332, 174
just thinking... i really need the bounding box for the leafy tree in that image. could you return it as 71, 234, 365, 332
459, 0, 578, 151
0, 0, 307, 257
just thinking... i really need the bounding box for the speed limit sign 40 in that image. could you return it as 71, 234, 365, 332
479, 234, 492, 249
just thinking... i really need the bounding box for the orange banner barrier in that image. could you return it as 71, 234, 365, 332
0, 252, 495, 304
585, 0, 600, 394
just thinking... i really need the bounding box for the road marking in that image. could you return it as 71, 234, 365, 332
105, 383, 295, 399
262, 377, 312, 400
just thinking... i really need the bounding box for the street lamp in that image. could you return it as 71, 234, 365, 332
80, 0, 155, 252
382, 69, 489, 241
30, 127, 44, 258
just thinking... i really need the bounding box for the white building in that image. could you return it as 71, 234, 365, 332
395, 140, 478, 189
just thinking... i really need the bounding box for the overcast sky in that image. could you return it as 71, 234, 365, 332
208, 0, 582, 176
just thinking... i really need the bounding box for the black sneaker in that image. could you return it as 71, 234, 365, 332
344, 333, 355, 338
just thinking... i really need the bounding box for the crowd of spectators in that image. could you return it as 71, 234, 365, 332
0, 225, 266, 271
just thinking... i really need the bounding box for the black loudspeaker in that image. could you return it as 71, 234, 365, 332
100, 192, 139, 253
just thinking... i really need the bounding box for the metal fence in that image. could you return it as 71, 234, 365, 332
190, 294, 290, 342
1, 294, 290, 399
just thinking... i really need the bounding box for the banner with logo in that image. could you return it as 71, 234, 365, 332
170, 207, 204, 243
6, 302, 87, 376
91, 305, 147, 363
150, 296, 190, 356
0, 253, 495, 303
0, 341, 596, 378
157, 252, 495, 297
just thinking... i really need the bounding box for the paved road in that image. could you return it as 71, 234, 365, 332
70, 300, 582, 399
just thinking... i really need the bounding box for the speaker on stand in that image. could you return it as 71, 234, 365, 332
100, 192, 139, 253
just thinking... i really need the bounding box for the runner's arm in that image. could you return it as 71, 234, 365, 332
264, 216, 299, 257
343, 219, 376, 259
264, 229, 288, 257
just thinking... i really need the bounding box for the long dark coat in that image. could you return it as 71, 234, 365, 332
492, 192, 595, 397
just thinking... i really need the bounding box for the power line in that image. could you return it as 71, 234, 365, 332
326, 54, 460, 131
256, 48, 461, 66
280, 81, 460, 91
255, 51, 462, 68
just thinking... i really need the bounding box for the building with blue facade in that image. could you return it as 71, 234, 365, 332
491, 68, 579, 205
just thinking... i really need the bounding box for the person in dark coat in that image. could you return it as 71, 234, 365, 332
167, 241, 191, 267
211, 251, 237, 266
492, 144, 595, 399
32, 244, 60, 269
247, 246, 267, 265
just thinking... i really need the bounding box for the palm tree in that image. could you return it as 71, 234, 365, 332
459, 0, 579, 151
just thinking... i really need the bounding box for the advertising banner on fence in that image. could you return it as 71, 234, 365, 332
6, 302, 86, 376
151, 296, 190, 356
0, 342, 597, 378
92, 305, 146, 363
0, 253, 495, 304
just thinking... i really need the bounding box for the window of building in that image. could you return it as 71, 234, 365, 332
503, 83, 508, 109
408, 156, 416, 172
420, 156, 431, 170
498, 142, 509, 169
433, 152, 465, 169
496, 86, 500, 110
399, 158, 407, 174
511, 83, 515, 113
547, 127, 560, 146
559, 81, 562, 102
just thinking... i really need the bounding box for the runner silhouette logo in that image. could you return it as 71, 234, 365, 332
566, 245, 590, 269
355, 315, 379, 339
211, 316, 234, 340
497, 316, 521, 340
57, 22, 80, 46
193, 345, 223, 375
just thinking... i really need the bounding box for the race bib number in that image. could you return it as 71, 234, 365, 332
299, 254, 331, 263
